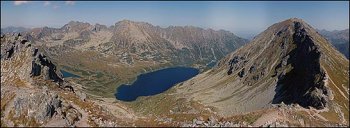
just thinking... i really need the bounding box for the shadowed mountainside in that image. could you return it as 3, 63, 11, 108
167, 18, 348, 125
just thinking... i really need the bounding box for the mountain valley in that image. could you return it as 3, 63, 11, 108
1, 18, 349, 127
22, 20, 248, 97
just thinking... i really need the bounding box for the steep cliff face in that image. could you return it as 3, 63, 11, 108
173, 19, 349, 124
272, 21, 328, 109
1, 34, 77, 126
1, 33, 63, 84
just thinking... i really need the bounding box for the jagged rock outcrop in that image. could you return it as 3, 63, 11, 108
0, 34, 80, 126
92, 24, 108, 32
1, 33, 64, 85
31, 52, 63, 83
1, 33, 139, 127
272, 21, 328, 109
11, 87, 81, 126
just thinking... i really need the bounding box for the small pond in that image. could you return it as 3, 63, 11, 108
61, 70, 80, 78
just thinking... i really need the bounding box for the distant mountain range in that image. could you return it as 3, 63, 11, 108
1, 26, 30, 34
28, 20, 248, 66
3, 24, 347, 59
317, 29, 349, 59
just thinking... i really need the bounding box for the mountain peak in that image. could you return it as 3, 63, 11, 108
115, 19, 137, 25
177, 18, 348, 117
277, 18, 307, 26
115, 19, 154, 28
285, 17, 304, 22
267, 18, 310, 31
61, 21, 92, 32
118, 19, 134, 23
66, 20, 90, 26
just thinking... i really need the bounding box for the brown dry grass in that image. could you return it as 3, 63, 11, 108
0, 91, 16, 114
321, 60, 349, 124
7, 110, 39, 127
58, 91, 135, 126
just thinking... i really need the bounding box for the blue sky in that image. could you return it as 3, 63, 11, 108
1, 1, 349, 38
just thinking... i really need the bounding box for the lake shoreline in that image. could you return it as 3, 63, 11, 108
115, 67, 199, 101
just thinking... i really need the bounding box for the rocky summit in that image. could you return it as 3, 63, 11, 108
1, 18, 349, 127
171, 18, 349, 126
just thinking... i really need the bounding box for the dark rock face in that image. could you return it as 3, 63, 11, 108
1, 34, 85, 126
92, 24, 108, 32
272, 21, 328, 109
227, 56, 245, 75
33, 48, 38, 56
30, 52, 63, 83
31, 60, 42, 76
6, 45, 14, 59
249, 65, 256, 73
220, 19, 331, 110
1, 33, 64, 85
238, 68, 245, 78
25, 34, 35, 42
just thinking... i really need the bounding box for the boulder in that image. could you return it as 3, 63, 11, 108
13, 91, 62, 124
238, 68, 245, 78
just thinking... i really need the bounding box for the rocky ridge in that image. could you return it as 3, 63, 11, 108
0, 34, 139, 127
29, 20, 247, 66
172, 18, 348, 125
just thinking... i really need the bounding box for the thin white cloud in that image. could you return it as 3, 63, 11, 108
43, 1, 50, 6
65, 1, 75, 5
14, 1, 29, 6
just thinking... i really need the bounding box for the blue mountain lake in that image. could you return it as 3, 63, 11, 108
115, 67, 199, 101
61, 70, 80, 78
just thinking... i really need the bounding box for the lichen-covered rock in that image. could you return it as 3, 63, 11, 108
13, 91, 62, 124
1, 33, 64, 85
62, 104, 82, 126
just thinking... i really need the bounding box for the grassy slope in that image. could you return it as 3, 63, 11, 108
314, 31, 349, 124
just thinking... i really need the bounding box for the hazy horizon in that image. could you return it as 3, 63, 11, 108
1, 1, 349, 38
